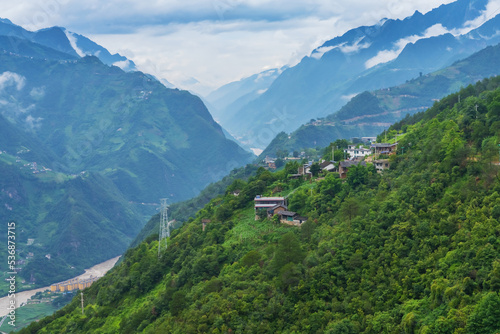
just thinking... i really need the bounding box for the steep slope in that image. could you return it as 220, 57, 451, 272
0, 157, 142, 287
0, 54, 252, 203
259, 42, 500, 158
0, 18, 135, 69
130, 163, 259, 248
0, 45, 251, 290
223, 0, 500, 149
21, 77, 500, 333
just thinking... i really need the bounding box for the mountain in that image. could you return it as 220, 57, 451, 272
206, 67, 285, 121
0, 29, 252, 290
259, 42, 500, 158
0, 53, 252, 202
21, 77, 500, 334
221, 0, 500, 150
205, 68, 284, 150
0, 155, 142, 288
0, 18, 136, 69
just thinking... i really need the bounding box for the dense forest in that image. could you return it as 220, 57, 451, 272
18, 77, 500, 333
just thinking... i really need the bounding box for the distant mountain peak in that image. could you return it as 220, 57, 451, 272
0, 18, 14, 25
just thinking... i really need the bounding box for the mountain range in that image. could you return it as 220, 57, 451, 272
259, 41, 500, 158
0, 18, 136, 70
209, 0, 500, 151
0, 20, 252, 288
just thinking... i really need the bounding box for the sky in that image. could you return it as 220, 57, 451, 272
0, 0, 456, 95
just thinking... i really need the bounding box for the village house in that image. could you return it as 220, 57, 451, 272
344, 145, 371, 159
254, 196, 286, 220
373, 159, 391, 173
267, 203, 288, 218
371, 143, 397, 157
339, 160, 367, 179
320, 160, 337, 173
298, 161, 313, 175
276, 210, 308, 226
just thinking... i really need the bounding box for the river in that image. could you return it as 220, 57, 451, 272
0, 255, 120, 318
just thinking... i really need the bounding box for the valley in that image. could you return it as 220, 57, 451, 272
3, 0, 500, 332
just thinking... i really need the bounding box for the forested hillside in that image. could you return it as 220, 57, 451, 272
20, 77, 500, 333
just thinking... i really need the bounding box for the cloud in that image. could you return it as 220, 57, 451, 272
113, 59, 131, 70
311, 37, 371, 59
64, 30, 86, 57
365, 0, 500, 69
30, 86, 45, 99
0, 71, 25, 92
25, 114, 43, 130
339, 38, 371, 53
460, 0, 500, 34
311, 46, 334, 59
365, 23, 452, 69
0, 0, 457, 93
341, 93, 358, 101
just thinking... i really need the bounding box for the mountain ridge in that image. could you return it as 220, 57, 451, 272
218, 0, 500, 150
259, 41, 500, 159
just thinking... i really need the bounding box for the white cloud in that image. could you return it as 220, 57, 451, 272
64, 30, 86, 57
257, 88, 267, 94
25, 114, 43, 130
365, 23, 452, 69
341, 93, 358, 101
0, 72, 25, 92
311, 46, 334, 59
0, 0, 457, 93
30, 86, 45, 99
339, 38, 371, 54
460, 0, 500, 34
113, 59, 131, 70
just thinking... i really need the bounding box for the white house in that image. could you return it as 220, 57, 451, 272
344, 145, 371, 159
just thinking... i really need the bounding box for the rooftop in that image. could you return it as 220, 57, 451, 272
371, 143, 397, 148
340, 160, 367, 168
254, 196, 285, 201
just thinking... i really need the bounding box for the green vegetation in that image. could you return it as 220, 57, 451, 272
18, 78, 500, 333
0, 291, 74, 332
0, 46, 251, 290
130, 164, 259, 247
260, 43, 500, 159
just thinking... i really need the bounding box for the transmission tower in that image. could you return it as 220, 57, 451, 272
158, 198, 169, 257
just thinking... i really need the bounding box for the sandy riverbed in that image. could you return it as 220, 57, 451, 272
0, 255, 120, 318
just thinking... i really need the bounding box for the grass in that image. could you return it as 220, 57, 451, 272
224, 207, 293, 247
0, 302, 59, 332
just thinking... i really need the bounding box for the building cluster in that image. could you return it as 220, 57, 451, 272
247, 141, 402, 227
49, 276, 99, 293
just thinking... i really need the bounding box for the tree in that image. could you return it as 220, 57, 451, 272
465, 292, 500, 334
274, 232, 305, 271
310, 162, 321, 177
275, 158, 285, 169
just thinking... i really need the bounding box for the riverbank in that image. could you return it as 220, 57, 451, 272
0, 255, 120, 318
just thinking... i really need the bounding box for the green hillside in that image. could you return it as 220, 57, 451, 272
19, 77, 500, 333
0, 41, 251, 291
0, 151, 142, 289
130, 163, 259, 248
260, 43, 500, 159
